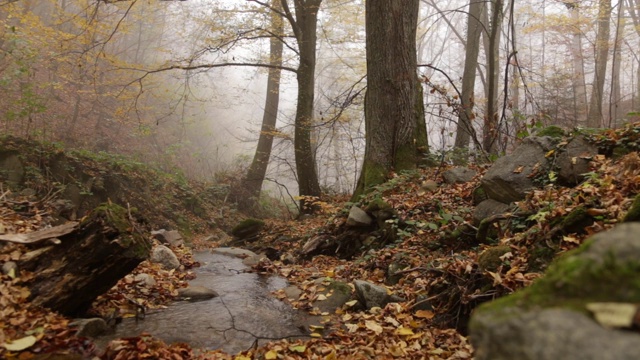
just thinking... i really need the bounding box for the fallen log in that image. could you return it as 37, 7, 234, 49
18, 202, 151, 316
0, 221, 78, 244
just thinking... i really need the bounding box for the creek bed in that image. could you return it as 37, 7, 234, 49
96, 251, 306, 354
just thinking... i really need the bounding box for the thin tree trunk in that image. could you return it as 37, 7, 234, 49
454, 0, 484, 149
565, 2, 588, 125
609, 0, 624, 126
586, 0, 612, 128
235, 1, 284, 213
483, 0, 503, 154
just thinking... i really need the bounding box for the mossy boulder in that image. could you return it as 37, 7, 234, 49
231, 218, 265, 239
622, 193, 640, 222
478, 245, 512, 272
470, 223, 640, 360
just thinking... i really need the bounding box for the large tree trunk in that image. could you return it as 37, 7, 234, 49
234, 1, 284, 213
353, 0, 426, 198
586, 0, 612, 128
454, 0, 484, 149
16, 203, 151, 316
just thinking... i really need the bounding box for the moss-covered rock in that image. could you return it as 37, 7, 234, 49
623, 193, 640, 222
231, 218, 265, 239
470, 223, 640, 359
536, 125, 565, 138
478, 245, 512, 271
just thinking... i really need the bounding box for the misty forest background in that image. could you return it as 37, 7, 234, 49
0, 0, 637, 212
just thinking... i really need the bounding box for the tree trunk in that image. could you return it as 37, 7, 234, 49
483, 0, 503, 154
565, 1, 588, 125
609, 0, 624, 126
234, 1, 284, 213
586, 0, 612, 128
454, 0, 484, 149
628, 0, 640, 108
353, 0, 426, 198
18, 203, 151, 317
281, 0, 322, 211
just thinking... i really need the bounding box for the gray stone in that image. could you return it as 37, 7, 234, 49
472, 199, 511, 226
1, 261, 18, 276
556, 136, 598, 185
442, 167, 477, 184
211, 247, 258, 258
283, 285, 302, 300
472, 308, 640, 360
242, 254, 267, 266
312, 279, 352, 314
346, 206, 373, 227
481, 136, 557, 203
354, 280, 403, 309
150, 245, 180, 270
151, 229, 184, 247
177, 286, 219, 301
581, 222, 640, 264
0, 151, 24, 188
134, 273, 156, 287
71, 318, 112, 337
421, 180, 439, 192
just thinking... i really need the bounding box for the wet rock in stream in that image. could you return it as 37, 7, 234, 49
95, 251, 307, 354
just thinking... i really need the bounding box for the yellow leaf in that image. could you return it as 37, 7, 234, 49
414, 310, 434, 319
344, 300, 358, 307
324, 350, 337, 360
316, 294, 327, 301
234, 356, 251, 360
264, 350, 278, 359
395, 327, 414, 336
289, 345, 306, 353
365, 320, 383, 335
586, 302, 638, 328
545, 149, 555, 158
310, 332, 322, 338
2, 335, 37, 351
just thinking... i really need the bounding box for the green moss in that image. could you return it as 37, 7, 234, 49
623, 194, 640, 222
394, 143, 417, 172
86, 203, 150, 259
556, 205, 593, 234
478, 245, 512, 271
472, 186, 487, 206
537, 125, 565, 138
365, 198, 393, 213
231, 218, 265, 238
527, 245, 556, 272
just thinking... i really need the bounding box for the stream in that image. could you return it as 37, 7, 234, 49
96, 251, 307, 354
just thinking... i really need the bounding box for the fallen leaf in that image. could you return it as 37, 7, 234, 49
264, 350, 278, 359
586, 302, 637, 328
2, 335, 37, 351
414, 310, 435, 319
289, 344, 306, 353
365, 320, 383, 335
395, 327, 414, 336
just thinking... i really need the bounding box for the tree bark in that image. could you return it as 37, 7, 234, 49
586, 0, 612, 128
353, 0, 426, 198
454, 0, 484, 149
234, 0, 284, 213
19, 203, 151, 317
283, 0, 323, 207
564, 1, 588, 125
609, 0, 624, 126
483, 0, 503, 154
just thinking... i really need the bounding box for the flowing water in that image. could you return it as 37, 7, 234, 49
97, 251, 306, 354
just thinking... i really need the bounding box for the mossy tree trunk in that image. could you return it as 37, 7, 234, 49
19, 203, 151, 316
353, 0, 427, 199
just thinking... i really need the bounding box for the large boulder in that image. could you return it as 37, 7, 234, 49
555, 136, 598, 185
354, 280, 404, 309
472, 199, 511, 226
442, 167, 477, 184
470, 223, 640, 360
481, 136, 557, 203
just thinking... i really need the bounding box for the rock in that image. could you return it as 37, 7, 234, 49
623, 193, 640, 222
477, 245, 512, 271
151, 229, 184, 247
420, 180, 438, 193
312, 279, 352, 314
346, 206, 373, 227
1, 261, 18, 276
177, 286, 219, 301
0, 150, 25, 188
442, 167, 477, 184
150, 245, 181, 270
481, 136, 557, 203
472, 308, 639, 360
212, 247, 258, 258
283, 285, 302, 300
470, 223, 640, 360
71, 318, 112, 337
242, 254, 267, 266
133, 273, 156, 287
556, 136, 598, 185
353, 280, 404, 309
472, 199, 511, 226
231, 218, 265, 239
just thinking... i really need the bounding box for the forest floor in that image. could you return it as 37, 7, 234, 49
1, 124, 640, 359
